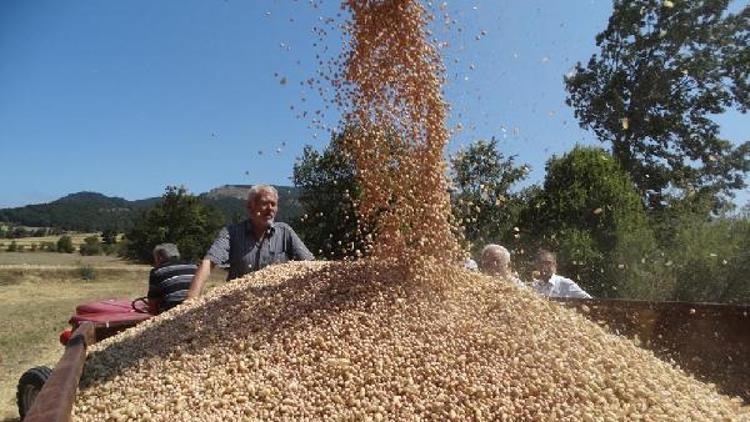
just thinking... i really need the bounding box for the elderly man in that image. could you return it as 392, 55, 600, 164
147, 243, 197, 313
531, 249, 591, 299
186, 185, 313, 299
480, 244, 524, 288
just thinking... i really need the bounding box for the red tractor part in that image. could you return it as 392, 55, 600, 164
57, 299, 153, 346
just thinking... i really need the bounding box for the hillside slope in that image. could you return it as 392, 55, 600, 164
0, 186, 302, 231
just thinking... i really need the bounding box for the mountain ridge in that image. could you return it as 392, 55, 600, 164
0, 185, 302, 232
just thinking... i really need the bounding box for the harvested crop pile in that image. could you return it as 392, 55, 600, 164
73, 260, 747, 421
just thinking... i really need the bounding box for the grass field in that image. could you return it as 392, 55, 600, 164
0, 251, 133, 267
0, 233, 106, 250
0, 253, 225, 421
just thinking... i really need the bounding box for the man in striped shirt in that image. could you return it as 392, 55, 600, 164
186, 184, 314, 299
148, 243, 197, 313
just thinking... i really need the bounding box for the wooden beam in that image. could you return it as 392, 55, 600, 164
24, 322, 95, 422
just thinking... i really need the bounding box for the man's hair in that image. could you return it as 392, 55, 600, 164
247, 184, 279, 204
153, 243, 180, 262
481, 244, 510, 264
536, 248, 556, 263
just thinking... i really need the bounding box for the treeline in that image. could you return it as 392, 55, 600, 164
292, 137, 750, 304
0, 226, 64, 239
0, 231, 120, 255
0, 192, 157, 232
0, 189, 302, 232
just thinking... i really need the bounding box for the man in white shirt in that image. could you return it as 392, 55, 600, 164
480, 244, 525, 288
531, 249, 591, 299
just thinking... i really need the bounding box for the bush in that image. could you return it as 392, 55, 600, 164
79, 236, 102, 256
77, 264, 96, 281
57, 235, 75, 253
41, 241, 57, 252
7, 241, 18, 252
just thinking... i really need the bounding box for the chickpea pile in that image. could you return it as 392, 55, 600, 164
74, 260, 747, 420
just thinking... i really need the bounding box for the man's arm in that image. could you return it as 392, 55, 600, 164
186, 258, 216, 299
564, 280, 592, 299
146, 269, 161, 313
186, 226, 229, 299
287, 226, 314, 260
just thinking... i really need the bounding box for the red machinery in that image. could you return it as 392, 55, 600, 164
17, 298, 154, 419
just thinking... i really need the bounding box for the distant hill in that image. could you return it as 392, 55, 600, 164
0, 186, 302, 232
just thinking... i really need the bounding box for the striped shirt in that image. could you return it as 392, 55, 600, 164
206, 220, 313, 280
148, 261, 198, 313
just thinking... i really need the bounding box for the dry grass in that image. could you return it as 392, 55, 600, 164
0, 233, 107, 249
0, 252, 132, 268
0, 257, 225, 421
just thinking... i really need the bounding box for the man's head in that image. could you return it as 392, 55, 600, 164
153, 243, 180, 266
247, 184, 279, 233
535, 249, 557, 281
480, 244, 511, 277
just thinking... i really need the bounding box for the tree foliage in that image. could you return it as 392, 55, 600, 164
293, 133, 365, 260
123, 186, 225, 263
450, 138, 529, 253
520, 146, 657, 297
56, 235, 75, 253
101, 229, 118, 245
565, 0, 750, 206
79, 235, 103, 256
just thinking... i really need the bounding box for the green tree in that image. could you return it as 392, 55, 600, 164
293, 133, 364, 259
124, 186, 225, 263
450, 138, 529, 253
101, 229, 118, 245
520, 146, 658, 297
79, 235, 102, 256
57, 235, 75, 253
565, 0, 750, 207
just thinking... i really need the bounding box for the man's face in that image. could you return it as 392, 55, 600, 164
247, 190, 278, 231
481, 250, 509, 276
535, 255, 556, 281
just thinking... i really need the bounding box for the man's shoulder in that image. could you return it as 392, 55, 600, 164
226, 220, 248, 232
153, 262, 198, 277
272, 222, 295, 233
552, 274, 578, 287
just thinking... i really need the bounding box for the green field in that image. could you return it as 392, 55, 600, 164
0, 253, 224, 421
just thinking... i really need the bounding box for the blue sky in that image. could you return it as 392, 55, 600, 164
1, 0, 748, 208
